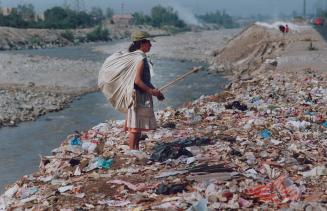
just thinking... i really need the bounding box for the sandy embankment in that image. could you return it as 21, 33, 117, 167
94, 29, 242, 63
0, 54, 101, 127
0, 28, 241, 128
1, 22, 326, 210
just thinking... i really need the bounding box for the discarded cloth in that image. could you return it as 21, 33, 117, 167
156, 183, 188, 195
150, 137, 212, 162
225, 101, 248, 111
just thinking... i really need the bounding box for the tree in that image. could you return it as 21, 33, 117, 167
43, 6, 94, 29
90, 7, 104, 23
44, 6, 69, 28
3, 9, 28, 27
17, 4, 35, 22
132, 12, 151, 25
75, 11, 93, 27
150, 5, 186, 28
197, 10, 238, 28
106, 7, 114, 19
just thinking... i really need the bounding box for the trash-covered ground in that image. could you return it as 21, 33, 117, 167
1, 23, 327, 210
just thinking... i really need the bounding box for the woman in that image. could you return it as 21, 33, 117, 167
125, 31, 165, 151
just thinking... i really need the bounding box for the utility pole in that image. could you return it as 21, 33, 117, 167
79, 0, 85, 12
75, 0, 80, 12
72, 0, 85, 12
121, 3, 124, 15
63, 0, 70, 9
303, 0, 306, 18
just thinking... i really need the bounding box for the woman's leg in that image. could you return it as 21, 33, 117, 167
128, 132, 141, 150
134, 132, 141, 150
128, 132, 137, 149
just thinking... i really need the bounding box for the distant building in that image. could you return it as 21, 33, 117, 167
35, 13, 45, 21
112, 14, 133, 25
1, 7, 13, 16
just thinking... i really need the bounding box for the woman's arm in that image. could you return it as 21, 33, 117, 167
134, 60, 153, 95
134, 60, 163, 98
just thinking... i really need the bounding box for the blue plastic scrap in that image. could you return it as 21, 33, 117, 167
97, 158, 114, 170
323, 121, 327, 128
70, 136, 82, 145
260, 129, 272, 139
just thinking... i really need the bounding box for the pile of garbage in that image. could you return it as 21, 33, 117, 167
1, 58, 326, 210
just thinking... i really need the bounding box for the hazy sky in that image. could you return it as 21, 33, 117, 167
0, 0, 322, 16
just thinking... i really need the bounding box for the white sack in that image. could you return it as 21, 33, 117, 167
98, 50, 146, 113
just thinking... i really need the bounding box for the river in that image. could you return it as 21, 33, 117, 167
0, 43, 228, 192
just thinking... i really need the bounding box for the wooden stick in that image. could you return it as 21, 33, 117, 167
159, 66, 203, 91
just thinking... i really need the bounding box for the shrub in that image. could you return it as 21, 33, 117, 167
86, 25, 109, 41
61, 30, 74, 42
29, 35, 41, 45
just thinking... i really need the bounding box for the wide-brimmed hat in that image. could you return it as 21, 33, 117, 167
131, 31, 155, 42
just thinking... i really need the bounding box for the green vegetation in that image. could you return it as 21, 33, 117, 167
29, 35, 41, 45
42, 7, 97, 29
197, 10, 239, 28
132, 5, 187, 30
0, 4, 115, 29
61, 30, 74, 42
86, 25, 109, 41
0, 9, 29, 28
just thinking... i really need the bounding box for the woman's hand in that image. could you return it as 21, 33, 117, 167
150, 89, 165, 101
157, 92, 165, 101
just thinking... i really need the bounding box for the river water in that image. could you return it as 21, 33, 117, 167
0, 43, 228, 192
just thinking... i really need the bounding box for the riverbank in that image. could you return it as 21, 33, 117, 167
1, 22, 326, 210
0, 28, 240, 128
0, 24, 167, 51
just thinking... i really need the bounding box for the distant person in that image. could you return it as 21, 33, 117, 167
279, 25, 286, 33
125, 31, 165, 151
285, 24, 289, 33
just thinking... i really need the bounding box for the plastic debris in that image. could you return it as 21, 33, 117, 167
245, 176, 301, 203
187, 198, 208, 211
98, 199, 131, 207
260, 129, 272, 139
58, 185, 74, 193
70, 136, 82, 146
84, 157, 113, 172
18, 187, 39, 199
155, 170, 188, 178
301, 166, 327, 177
322, 121, 327, 128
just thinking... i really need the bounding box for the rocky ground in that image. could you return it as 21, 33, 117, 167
0, 27, 88, 50
0, 53, 101, 127
0, 24, 168, 51
1, 22, 326, 210
0, 27, 240, 128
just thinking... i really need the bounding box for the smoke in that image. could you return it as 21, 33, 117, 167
162, 0, 202, 26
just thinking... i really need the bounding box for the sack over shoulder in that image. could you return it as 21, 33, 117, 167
98, 50, 145, 113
